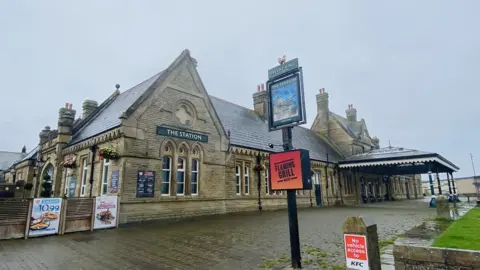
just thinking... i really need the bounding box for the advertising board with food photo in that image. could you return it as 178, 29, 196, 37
28, 198, 63, 237
93, 196, 118, 230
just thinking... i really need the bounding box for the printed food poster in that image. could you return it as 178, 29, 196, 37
29, 198, 63, 237
93, 196, 118, 230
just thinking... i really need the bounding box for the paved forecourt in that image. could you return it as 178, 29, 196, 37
0, 199, 434, 270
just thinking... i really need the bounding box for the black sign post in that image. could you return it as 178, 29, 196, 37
267, 57, 306, 269
283, 127, 302, 268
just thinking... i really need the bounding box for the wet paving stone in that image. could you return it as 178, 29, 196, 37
0, 200, 435, 270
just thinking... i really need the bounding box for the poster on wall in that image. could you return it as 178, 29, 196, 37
93, 196, 118, 230
136, 171, 155, 198
110, 170, 119, 194
28, 198, 63, 237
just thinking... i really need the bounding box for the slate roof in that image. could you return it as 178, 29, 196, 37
17, 146, 38, 163
329, 111, 360, 138
0, 151, 25, 171
342, 146, 435, 163
210, 96, 342, 162
70, 71, 164, 144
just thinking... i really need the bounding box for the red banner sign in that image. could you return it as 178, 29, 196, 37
269, 149, 311, 190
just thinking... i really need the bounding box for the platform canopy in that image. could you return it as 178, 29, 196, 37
338, 146, 459, 175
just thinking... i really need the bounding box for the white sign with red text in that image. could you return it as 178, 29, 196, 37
344, 234, 369, 270
93, 196, 118, 230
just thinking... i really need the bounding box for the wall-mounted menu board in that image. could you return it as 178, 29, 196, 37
136, 171, 155, 198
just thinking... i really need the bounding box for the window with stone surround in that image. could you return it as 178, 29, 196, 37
191, 159, 199, 196
244, 166, 250, 195
235, 166, 241, 195
101, 159, 110, 196
162, 156, 172, 196
177, 157, 186, 195
265, 165, 271, 195
64, 168, 71, 196
80, 158, 88, 197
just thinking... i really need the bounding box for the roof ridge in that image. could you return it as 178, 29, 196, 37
119, 70, 164, 96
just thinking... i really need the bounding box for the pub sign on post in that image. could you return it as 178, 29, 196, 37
269, 149, 312, 191
266, 58, 307, 131
344, 234, 369, 270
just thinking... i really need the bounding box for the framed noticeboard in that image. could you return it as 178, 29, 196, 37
136, 171, 155, 198
269, 149, 312, 190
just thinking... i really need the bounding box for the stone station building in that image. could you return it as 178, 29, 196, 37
3, 50, 449, 224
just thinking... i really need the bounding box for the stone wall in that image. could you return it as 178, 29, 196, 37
394, 243, 480, 269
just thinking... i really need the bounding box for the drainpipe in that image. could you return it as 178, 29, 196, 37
256, 154, 262, 211
89, 145, 98, 198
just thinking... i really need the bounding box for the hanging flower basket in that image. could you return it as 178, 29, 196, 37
254, 164, 265, 172
60, 154, 76, 168
98, 146, 119, 160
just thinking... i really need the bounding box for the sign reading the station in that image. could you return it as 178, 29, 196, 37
344, 234, 369, 270
156, 126, 208, 143
269, 149, 312, 190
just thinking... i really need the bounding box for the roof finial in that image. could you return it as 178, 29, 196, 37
115, 84, 120, 90
278, 55, 286, 65
388, 140, 392, 148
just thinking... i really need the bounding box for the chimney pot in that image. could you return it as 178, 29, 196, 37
82, 99, 99, 119
261, 83, 265, 91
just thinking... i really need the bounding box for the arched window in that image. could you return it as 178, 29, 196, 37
44, 164, 54, 181
177, 157, 186, 195
161, 142, 174, 196
191, 159, 199, 195
162, 156, 172, 196
191, 145, 201, 196
176, 144, 188, 195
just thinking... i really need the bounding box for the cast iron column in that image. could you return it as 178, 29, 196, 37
446, 172, 452, 196
436, 170, 442, 195
283, 127, 301, 269
428, 171, 435, 196
451, 172, 457, 195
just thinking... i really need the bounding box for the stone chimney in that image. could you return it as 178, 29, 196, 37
372, 136, 380, 149
57, 103, 76, 143
346, 104, 357, 122
39, 126, 51, 145
253, 83, 268, 119
82, 99, 98, 119
316, 88, 330, 136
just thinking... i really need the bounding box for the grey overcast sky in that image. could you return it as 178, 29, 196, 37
1, 1, 479, 177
